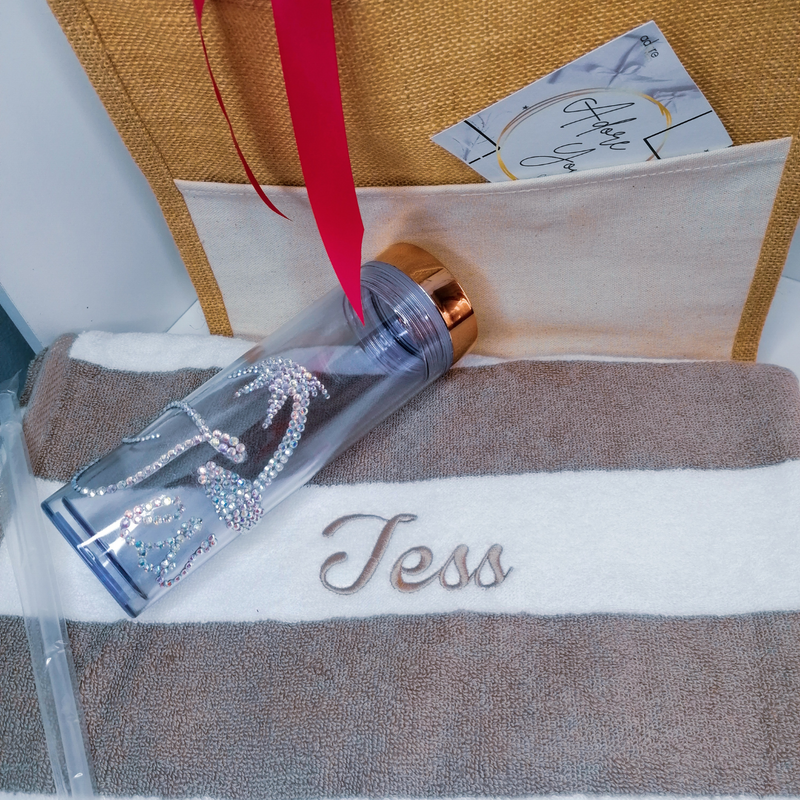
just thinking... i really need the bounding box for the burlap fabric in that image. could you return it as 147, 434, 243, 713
46, 0, 800, 355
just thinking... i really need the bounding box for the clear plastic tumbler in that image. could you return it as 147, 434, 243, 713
42, 244, 477, 616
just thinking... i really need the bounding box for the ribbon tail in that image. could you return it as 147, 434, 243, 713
271, 0, 365, 321
192, 0, 288, 220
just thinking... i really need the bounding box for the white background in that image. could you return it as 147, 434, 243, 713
0, 0, 198, 349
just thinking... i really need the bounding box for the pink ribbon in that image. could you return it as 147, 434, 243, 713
193, 0, 365, 320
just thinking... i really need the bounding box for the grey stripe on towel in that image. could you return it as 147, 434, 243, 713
2, 612, 799, 799
21, 339, 800, 483
23, 358, 218, 482
317, 359, 800, 482
0, 617, 56, 794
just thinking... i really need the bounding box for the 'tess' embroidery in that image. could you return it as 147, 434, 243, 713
319, 514, 510, 595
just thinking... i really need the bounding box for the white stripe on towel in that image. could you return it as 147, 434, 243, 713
69, 330, 254, 372
3, 461, 800, 624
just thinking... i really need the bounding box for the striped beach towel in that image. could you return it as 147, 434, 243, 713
2, 330, 800, 799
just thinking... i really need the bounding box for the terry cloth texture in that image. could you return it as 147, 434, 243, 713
177, 139, 790, 358
17, 335, 800, 485
3, 331, 800, 800
45, 1, 800, 353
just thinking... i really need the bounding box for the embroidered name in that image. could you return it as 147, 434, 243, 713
319, 514, 510, 595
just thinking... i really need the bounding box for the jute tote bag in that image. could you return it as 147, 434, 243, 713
46, 0, 800, 359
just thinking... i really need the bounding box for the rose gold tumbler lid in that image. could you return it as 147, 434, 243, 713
374, 243, 478, 363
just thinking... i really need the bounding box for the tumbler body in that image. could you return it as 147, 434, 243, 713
43, 255, 475, 616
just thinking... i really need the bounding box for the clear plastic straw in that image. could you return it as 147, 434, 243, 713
0, 390, 95, 798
